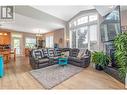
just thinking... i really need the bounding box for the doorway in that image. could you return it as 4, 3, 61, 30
13, 38, 21, 55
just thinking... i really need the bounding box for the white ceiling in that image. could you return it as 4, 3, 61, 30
0, 6, 95, 34
0, 13, 64, 34
1, 6, 126, 34
32, 6, 95, 21
0, 6, 66, 34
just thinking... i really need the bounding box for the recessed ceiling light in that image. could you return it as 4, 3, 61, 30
0, 33, 3, 35
4, 33, 7, 35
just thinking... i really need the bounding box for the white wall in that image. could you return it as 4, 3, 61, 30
44, 28, 65, 48
121, 10, 127, 26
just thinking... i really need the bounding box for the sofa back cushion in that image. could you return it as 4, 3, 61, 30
48, 48, 55, 57
85, 49, 91, 56
77, 49, 86, 59
32, 49, 44, 59
81, 49, 91, 58
69, 48, 79, 57
54, 48, 62, 56
43, 49, 49, 57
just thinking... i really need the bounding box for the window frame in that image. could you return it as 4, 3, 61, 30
25, 37, 36, 48
69, 11, 99, 51
46, 36, 54, 48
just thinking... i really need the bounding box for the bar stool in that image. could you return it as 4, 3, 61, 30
2, 51, 10, 64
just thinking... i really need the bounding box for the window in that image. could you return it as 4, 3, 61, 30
71, 25, 97, 50
71, 28, 88, 48
77, 16, 88, 25
71, 30, 76, 48
89, 14, 97, 22
25, 38, 36, 48
74, 21, 77, 26
101, 23, 120, 42
90, 25, 97, 41
69, 14, 98, 29
106, 10, 119, 21
69, 21, 77, 28
77, 27, 88, 48
46, 37, 50, 48
46, 36, 54, 48
69, 23, 72, 28
14, 38, 21, 55
89, 25, 98, 50
69, 13, 98, 51
100, 7, 120, 42
12, 34, 22, 38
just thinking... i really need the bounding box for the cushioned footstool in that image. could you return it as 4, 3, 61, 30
58, 57, 68, 65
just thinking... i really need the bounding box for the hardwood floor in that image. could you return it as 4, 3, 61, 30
0, 56, 125, 89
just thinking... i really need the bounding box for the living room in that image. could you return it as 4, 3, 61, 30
0, 5, 127, 90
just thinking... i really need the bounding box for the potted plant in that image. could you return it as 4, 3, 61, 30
114, 32, 127, 80
92, 51, 110, 70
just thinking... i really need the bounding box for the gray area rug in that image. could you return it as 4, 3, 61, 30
30, 64, 83, 89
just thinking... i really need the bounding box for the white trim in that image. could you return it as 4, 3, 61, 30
69, 12, 99, 50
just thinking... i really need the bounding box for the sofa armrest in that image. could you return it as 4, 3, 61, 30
80, 55, 89, 60
34, 57, 39, 61
42, 56, 49, 59
80, 56, 90, 67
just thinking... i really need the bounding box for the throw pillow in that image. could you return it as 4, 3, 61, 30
77, 49, 85, 59
81, 49, 90, 58
48, 49, 55, 57
43, 49, 49, 57
33, 49, 43, 59
64, 51, 69, 57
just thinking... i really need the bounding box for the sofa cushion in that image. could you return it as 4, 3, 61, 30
53, 56, 59, 59
43, 49, 49, 57
68, 56, 77, 61
64, 51, 69, 57
54, 48, 62, 56
32, 49, 44, 59
81, 49, 91, 57
69, 48, 79, 57
77, 49, 86, 59
85, 49, 91, 56
49, 56, 58, 59
48, 48, 55, 57
68, 55, 89, 62
38, 58, 49, 63
68, 56, 82, 63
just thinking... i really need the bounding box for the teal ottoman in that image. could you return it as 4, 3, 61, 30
58, 57, 68, 65
0, 55, 4, 78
